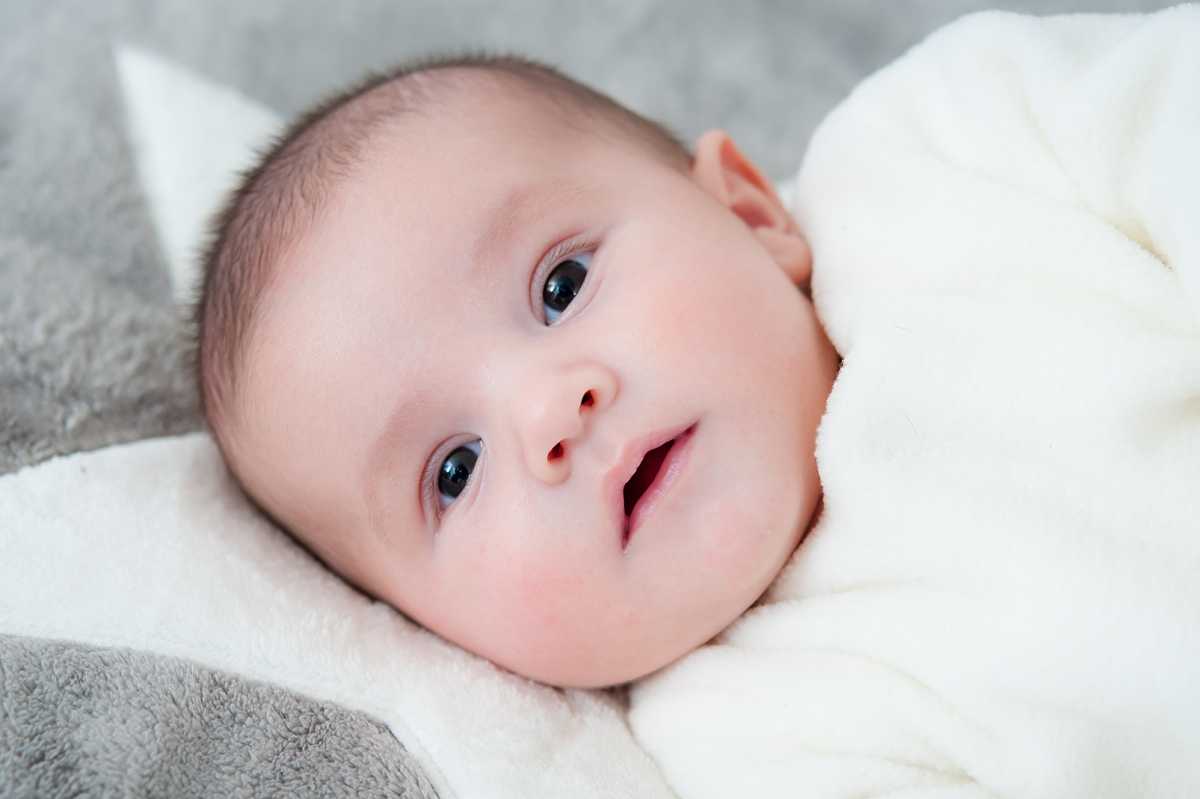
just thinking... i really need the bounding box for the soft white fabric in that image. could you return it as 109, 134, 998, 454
114, 46, 284, 304
629, 7, 1200, 798
0, 435, 675, 799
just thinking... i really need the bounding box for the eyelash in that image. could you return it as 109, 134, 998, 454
421, 234, 598, 522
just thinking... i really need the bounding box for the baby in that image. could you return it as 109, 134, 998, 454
194, 55, 841, 689
194, 10, 1200, 792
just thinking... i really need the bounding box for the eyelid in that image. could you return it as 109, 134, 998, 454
421, 438, 482, 526
530, 233, 599, 324
419, 441, 444, 526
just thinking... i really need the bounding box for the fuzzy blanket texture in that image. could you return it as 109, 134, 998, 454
0, 634, 433, 797
629, 7, 1200, 798
0, 1, 1190, 798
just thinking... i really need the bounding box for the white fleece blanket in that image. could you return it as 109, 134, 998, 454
629, 7, 1200, 799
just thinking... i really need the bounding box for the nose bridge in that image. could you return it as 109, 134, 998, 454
510, 347, 617, 484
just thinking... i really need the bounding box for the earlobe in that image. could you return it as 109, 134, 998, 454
691, 129, 813, 289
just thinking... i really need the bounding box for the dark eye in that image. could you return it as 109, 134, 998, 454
541, 252, 592, 324
436, 440, 481, 511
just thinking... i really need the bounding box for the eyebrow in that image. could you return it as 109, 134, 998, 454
363, 179, 596, 542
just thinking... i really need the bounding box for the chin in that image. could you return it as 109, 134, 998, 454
508, 627, 695, 690
518, 649, 657, 690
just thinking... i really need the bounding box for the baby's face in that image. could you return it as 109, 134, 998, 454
235, 90, 839, 687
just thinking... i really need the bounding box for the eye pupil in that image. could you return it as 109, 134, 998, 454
543, 258, 588, 314
437, 445, 478, 499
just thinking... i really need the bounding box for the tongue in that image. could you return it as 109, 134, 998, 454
623, 439, 674, 516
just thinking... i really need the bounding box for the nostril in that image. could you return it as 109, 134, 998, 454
581, 390, 594, 408
548, 442, 564, 461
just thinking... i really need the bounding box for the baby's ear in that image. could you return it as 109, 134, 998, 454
691, 129, 811, 288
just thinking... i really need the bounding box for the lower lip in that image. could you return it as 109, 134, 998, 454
624, 423, 698, 549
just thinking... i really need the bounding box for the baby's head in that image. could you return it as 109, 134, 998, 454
194, 55, 839, 688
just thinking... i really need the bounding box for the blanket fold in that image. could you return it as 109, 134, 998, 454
629, 8, 1200, 798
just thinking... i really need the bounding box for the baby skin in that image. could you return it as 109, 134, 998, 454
227, 78, 841, 688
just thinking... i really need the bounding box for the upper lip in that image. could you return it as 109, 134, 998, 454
602, 420, 695, 539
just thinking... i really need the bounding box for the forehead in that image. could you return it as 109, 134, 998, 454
256, 90, 603, 348
338, 89, 609, 247
281, 91, 614, 314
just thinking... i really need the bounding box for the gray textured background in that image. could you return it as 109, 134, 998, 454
0, 1, 1180, 796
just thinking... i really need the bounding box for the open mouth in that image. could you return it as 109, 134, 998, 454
623, 438, 677, 517
619, 422, 697, 547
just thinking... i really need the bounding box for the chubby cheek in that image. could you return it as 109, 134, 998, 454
644, 239, 794, 395
457, 542, 610, 678
662, 463, 809, 620
696, 495, 778, 582
509, 552, 587, 630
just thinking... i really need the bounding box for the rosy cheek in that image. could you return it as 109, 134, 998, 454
507, 554, 584, 633
694, 502, 768, 574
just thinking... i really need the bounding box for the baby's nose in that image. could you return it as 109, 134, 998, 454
518, 364, 617, 485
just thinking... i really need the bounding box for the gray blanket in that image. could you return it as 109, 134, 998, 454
0, 635, 436, 798
0, 0, 1177, 796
